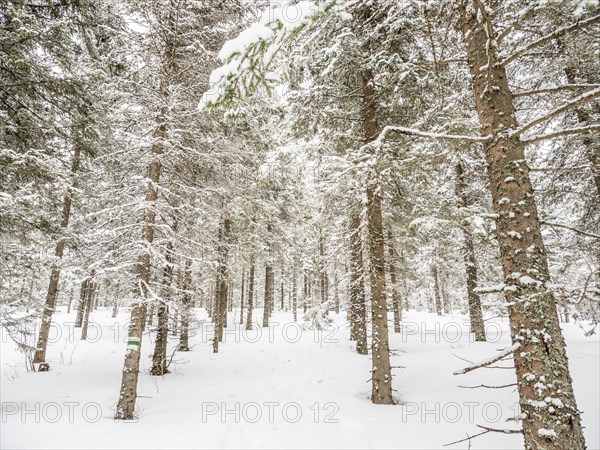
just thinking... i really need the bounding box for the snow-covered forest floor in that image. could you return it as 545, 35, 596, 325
2, 308, 598, 450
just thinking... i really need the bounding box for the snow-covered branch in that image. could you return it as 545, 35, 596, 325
513, 84, 600, 98
523, 124, 600, 144
371, 125, 490, 147
540, 221, 600, 239
512, 87, 600, 137
500, 14, 600, 67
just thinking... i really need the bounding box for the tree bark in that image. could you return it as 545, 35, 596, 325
239, 269, 245, 325
150, 237, 175, 375
431, 263, 443, 316
387, 229, 402, 332
245, 262, 255, 331
461, 4, 585, 448
213, 218, 231, 352
455, 161, 486, 341
80, 273, 97, 341
179, 258, 193, 351
349, 214, 368, 355
362, 57, 394, 403
33, 144, 81, 365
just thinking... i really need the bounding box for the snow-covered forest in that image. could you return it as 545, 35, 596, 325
1, 0, 599, 449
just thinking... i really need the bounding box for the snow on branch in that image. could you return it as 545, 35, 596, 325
513, 83, 600, 98
453, 343, 520, 376
500, 14, 600, 67
540, 221, 600, 239
199, 0, 349, 109
512, 87, 600, 137
523, 124, 600, 144
370, 125, 490, 148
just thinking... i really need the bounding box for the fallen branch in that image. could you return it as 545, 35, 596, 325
453, 343, 520, 375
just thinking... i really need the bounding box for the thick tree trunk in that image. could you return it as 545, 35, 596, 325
386, 230, 402, 332
349, 215, 368, 355
33, 145, 81, 366
245, 263, 255, 331
362, 60, 394, 403
461, 5, 585, 448
179, 259, 193, 351
455, 161, 486, 341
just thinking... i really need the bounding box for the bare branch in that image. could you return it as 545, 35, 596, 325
512, 87, 600, 137
523, 124, 600, 144
529, 165, 594, 173
540, 221, 600, 239
497, 6, 537, 44
453, 344, 519, 375
513, 84, 600, 98
476, 424, 522, 434
500, 14, 600, 66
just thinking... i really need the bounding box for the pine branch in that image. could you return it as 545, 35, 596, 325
500, 14, 600, 66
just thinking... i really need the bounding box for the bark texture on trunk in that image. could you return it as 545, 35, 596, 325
80, 273, 97, 341
151, 238, 175, 375
213, 219, 231, 353
239, 269, 245, 325
34, 145, 81, 365
455, 161, 486, 341
387, 230, 402, 332
461, 4, 585, 448
431, 263, 443, 316
349, 214, 368, 355
362, 62, 393, 404
245, 263, 255, 331
179, 259, 193, 351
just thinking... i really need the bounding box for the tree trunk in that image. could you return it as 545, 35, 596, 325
239, 269, 245, 325
66, 286, 75, 314
115, 77, 168, 421
179, 259, 193, 351
80, 273, 97, 341
74, 278, 87, 328
431, 263, 443, 316
359, 6, 394, 399
461, 5, 585, 448
455, 161, 486, 341
245, 262, 255, 331
111, 287, 119, 319
262, 264, 273, 327
292, 263, 298, 321
349, 214, 368, 355
386, 229, 402, 332
150, 237, 175, 375
213, 219, 231, 352
33, 144, 81, 366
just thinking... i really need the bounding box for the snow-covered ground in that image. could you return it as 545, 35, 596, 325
1, 308, 598, 449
